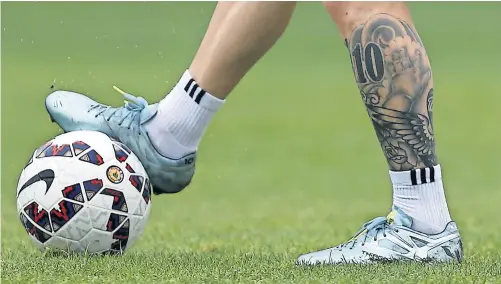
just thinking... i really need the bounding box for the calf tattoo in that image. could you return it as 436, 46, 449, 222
346, 14, 437, 171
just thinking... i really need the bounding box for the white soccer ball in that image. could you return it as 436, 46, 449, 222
16, 130, 152, 254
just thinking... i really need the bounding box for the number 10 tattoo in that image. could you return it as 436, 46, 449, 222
347, 14, 437, 171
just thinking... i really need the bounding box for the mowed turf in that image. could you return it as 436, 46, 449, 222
2, 2, 501, 283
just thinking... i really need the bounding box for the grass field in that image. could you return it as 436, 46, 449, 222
2, 2, 501, 283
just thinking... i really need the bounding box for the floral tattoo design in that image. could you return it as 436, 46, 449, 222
347, 14, 437, 170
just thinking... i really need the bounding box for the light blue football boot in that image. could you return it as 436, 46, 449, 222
297, 207, 463, 265
45, 88, 196, 194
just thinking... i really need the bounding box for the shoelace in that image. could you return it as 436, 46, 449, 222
87, 86, 149, 132
339, 215, 399, 249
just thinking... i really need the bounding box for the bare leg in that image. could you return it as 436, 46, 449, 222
294, 3, 460, 265
190, 2, 297, 99
323, 1, 451, 234
324, 1, 433, 171
145, 2, 297, 160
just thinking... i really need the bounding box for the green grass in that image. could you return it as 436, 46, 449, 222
2, 2, 501, 283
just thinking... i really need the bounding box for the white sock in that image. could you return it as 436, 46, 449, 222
144, 70, 225, 159
389, 165, 452, 234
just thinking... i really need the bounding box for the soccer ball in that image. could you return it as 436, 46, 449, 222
16, 130, 152, 254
